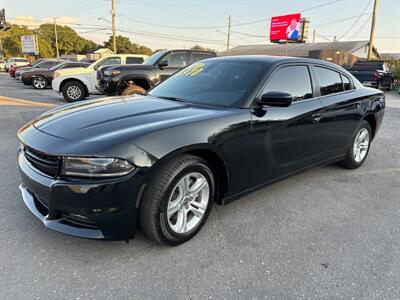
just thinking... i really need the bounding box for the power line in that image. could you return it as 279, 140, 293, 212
337, 0, 372, 40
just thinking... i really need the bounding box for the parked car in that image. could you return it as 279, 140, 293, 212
21, 62, 90, 89
97, 49, 217, 96
52, 54, 149, 102
15, 59, 64, 80
9, 59, 45, 78
0, 59, 6, 72
349, 60, 394, 90
17, 56, 385, 245
5, 57, 29, 72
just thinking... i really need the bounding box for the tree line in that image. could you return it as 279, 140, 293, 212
0, 23, 155, 58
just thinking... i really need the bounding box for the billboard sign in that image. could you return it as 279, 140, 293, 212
270, 13, 301, 42
21, 35, 39, 55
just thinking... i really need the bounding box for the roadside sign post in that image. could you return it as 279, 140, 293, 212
20, 35, 39, 56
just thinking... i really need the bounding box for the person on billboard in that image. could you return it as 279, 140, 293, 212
286, 19, 299, 39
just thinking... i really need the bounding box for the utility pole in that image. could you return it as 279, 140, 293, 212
111, 0, 117, 54
54, 17, 59, 59
368, 0, 379, 60
226, 15, 231, 51
312, 30, 316, 43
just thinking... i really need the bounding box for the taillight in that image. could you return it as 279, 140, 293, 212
373, 71, 379, 80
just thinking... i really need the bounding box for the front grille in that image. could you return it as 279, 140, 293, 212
24, 146, 60, 177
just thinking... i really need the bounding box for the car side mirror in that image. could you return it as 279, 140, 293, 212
258, 91, 293, 107
158, 60, 168, 69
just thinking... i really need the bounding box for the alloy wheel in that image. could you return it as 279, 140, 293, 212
66, 85, 82, 100
353, 128, 370, 163
167, 172, 210, 234
33, 77, 46, 89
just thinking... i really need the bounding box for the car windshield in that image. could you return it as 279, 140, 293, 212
149, 60, 265, 107
143, 51, 167, 65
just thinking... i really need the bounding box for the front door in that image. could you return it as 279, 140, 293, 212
249, 65, 325, 187
156, 51, 189, 82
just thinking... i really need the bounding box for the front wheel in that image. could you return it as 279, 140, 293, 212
139, 155, 215, 246
121, 84, 146, 96
32, 76, 48, 90
62, 81, 86, 102
339, 121, 371, 169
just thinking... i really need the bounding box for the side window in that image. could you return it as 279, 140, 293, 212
96, 57, 121, 70
37, 61, 57, 68
341, 74, 352, 91
315, 67, 344, 96
161, 52, 188, 68
126, 57, 144, 64
263, 66, 313, 101
190, 52, 215, 64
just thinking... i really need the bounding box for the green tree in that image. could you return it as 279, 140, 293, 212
104, 35, 153, 55
191, 44, 216, 52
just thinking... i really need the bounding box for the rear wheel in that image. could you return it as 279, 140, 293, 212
139, 155, 215, 246
339, 121, 371, 169
121, 84, 146, 96
32, 76, 48, 90
62, 81, 86, 102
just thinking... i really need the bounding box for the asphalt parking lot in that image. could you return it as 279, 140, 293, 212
1, 72, 400, 299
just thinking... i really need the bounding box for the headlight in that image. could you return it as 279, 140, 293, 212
54, 71, 60, 78
104, 70, 121, 76
60, 157, 135, 178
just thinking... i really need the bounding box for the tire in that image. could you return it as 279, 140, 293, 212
139, 154, 215, 246
387, 81, 393, 91
121, 84, 146, 96
62, 81, 86, 102
32, 76, 48, 90
339, 120, 372, 169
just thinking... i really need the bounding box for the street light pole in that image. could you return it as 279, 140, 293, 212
111, 0, 117, 54
368, 0, 379, 60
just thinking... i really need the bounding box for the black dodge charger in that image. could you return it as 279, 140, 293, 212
17, 56, 385, 245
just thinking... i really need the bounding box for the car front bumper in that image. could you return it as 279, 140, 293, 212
18, 149, 146, 240
96, 80, 119, 96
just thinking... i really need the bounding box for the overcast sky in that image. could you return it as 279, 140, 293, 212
2, 0, 399, 52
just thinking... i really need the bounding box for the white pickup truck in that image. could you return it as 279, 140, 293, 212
52, 54, 148, 102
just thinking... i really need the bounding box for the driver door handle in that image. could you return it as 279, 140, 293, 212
312, 113, 322, 123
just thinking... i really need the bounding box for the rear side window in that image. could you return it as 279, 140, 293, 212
190, 52, 215, 64
126, 57, 144, 64
315, 67, 344, 96
15, 59, 28, 63
263, 66, 313, 101
39, 61, 59, 68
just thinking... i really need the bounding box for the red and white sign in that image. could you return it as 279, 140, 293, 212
270, 13, 301, 42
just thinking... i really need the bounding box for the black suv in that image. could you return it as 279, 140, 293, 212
96, 49, 216, 96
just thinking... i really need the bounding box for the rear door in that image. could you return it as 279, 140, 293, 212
249, 64, 326, 186
312, 65, 361, 158
189, 52, 216, 64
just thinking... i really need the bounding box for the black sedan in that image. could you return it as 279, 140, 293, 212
21, 62, 90, 89
17, 56, 385, 245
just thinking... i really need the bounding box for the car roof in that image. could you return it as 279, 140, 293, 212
205, 55, 347, 70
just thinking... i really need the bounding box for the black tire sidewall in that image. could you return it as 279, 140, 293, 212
32, 76, 47, 89
159, 162, 215, 244
62, 81, 85, 102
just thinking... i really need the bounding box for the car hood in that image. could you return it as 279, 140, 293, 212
31, 95, 228, 143
107, 64, 155, 71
